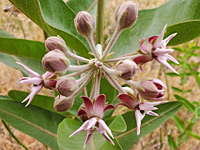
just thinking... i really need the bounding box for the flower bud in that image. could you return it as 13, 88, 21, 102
45, 36, 66, 52
42, 50, 70, 75
56, 77, 78, 97
115, 1, 138, 30
116, 59, 138, 80
54, 95, 74, 112
136, 78, 166, 101
74, 11, 95, 37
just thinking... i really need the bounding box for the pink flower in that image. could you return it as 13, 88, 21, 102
17, 62, 57, 107
133, 25, 179, 73
69, 95, 115, 148
136, 78, 166, 101
118, 93, 167, 135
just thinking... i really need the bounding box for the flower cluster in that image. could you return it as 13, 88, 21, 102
17, 1, 178, 148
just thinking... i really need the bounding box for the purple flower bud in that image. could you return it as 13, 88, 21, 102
56, 77, 78, 97
54, 95, 74, 112
116, 59, 138, 80
45, 36, 66, 52
136, 78, 167, 101
115, 1, 138, 30
74, 11, 95, 37
42, 50, 70, 75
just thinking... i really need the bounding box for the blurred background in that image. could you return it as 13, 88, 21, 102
0, 0, 200, 149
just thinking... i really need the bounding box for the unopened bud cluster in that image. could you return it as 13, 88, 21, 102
17, 1, 179, 148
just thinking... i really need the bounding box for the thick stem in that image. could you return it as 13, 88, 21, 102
105, 54, 142, 63
96, 0, 105, 45
90, 72, 97, 100
87, 35, 100, 60
105, 72, 126, 93
101, 27, 121, 61
119, 78, 137, 89
94, 70, 101, 99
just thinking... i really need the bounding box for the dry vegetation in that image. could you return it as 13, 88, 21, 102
0, 0, 200, 149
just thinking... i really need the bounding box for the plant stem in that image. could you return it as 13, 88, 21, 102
90, 134, 95, 150
2, 120, 29, 150
96, 0, 105, 45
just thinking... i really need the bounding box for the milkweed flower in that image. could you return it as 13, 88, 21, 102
17, 62, 57, 107
133, 25, 179, 73
69, 95, 115, 148
118, 93, 167, 135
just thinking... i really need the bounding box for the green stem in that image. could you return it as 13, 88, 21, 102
96, 0, 105, 45
2, 120, 29, 150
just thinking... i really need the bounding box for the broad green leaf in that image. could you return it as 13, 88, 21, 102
0, 29, 14, 38
0, 95, 10, 100
109, 115, 127, 133
167, 135, 177, 150
115, 102, 183, 150
111, 0, 200, 57
165, 21, 200, 45
174, 94, 195, 112
0, 37, 46, 60
0, 100, 65, 150
57, 118, 122, 150
173, 115, 185, 133
8, 90, 81, 117
66, 0, 97, 15
10, 0, 90, 58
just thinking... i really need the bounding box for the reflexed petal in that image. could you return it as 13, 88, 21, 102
20, 77, 42, 85
98, 119, 114, 138
118, 94, 139, 110
156, 56, 179, 74
163, 33, 177, 46
139, 103, 157, 111
83, 130, 95, 149
69, 120, 90, 137
153, 48, 174, 56
165, 54, 179, 64
77, 109, 87, 116
146, 111, 159, 116
87, 117, 97, 130
42, 71, 55, 80
81, 96, 93, 118
133, 55, 153, 65
135, 109, 145, 135
22, 85, 43, 107
143, 101, 168, 106
17, 62, 40, 78
99, 130, 114, 145
93, 94, 105, 118
154, 24, 167, 48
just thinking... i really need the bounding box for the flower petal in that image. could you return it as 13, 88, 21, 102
165, 54, 179, 64
93, 94, 105, 118
104, 104, 115, 112
99, 130, 115, 145
163, 33, 177, 46
142, 101, 168, 106
42, 71, 55, 80
156, 56, 179, 74
135, 109, 145, 135
69, 120, 90, 138
87, 117, 97, 130
139, 103, 157, 111
83, 130, 95, 149
153, 48, 174, 56
146, 111, 159, 116
17, 62, 40, 78
81, 96, 93, 118
154, 24, 167, 48
20, 77, 42, 85
98, 119, 114, 138
148, 36, 158, 44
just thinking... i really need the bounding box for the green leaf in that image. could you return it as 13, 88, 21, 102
0, 29, 14, 38
171, 86, 183, 93
57, 118, 122, 150
109, 115, 127, 133
187, 131, 200, 140
10, 0, 90, 58
111, 0, 200, 57
174, 94, 195, 112
0, 100, 65, 150
115, 102, 183, 150
167, 135, 177, 150
0, 37, 46, 60
165, 21, 200, 45
173, 115, 185, 133
0, 95, 10, 100
195, 75, 200, 88
66, 0, 97, 15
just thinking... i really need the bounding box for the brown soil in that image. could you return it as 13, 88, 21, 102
0, 0, 200, 150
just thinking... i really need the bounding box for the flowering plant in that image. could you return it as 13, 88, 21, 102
0, 0, 200, 149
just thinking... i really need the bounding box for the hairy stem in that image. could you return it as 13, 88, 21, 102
67, 64, 92, 72
101, 27, 121, 61
60, 67, 93, 78
96, 0, 105, 45
87, 35, 100, 60
106, 54, 142, 63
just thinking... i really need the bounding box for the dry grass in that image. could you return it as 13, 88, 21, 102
0, 0, 200, 150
